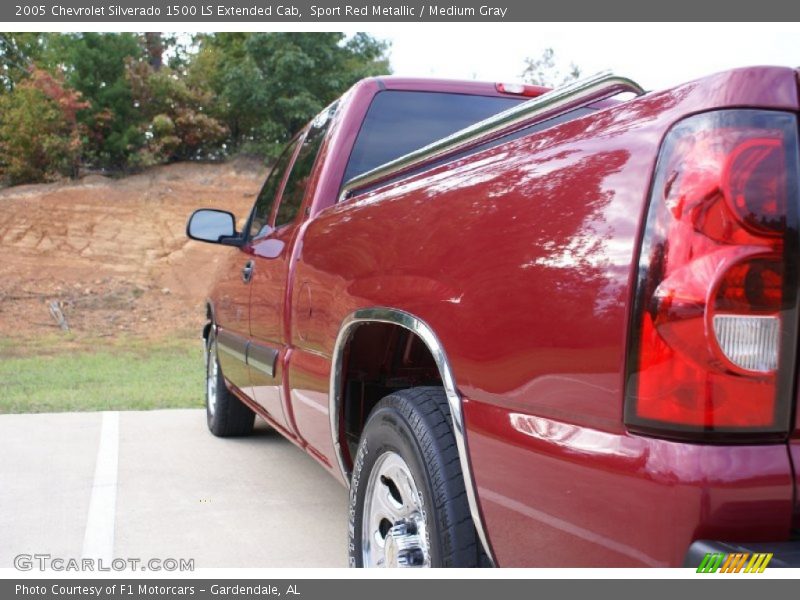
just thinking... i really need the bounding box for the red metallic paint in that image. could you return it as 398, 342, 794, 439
207, 67, 800, 565
211, 250, 252, 393
466, 400, 794, 566
248, 222, 301, 432
792, 441, 800, 531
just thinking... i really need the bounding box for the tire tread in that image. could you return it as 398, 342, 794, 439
206, 333, 255, 437
350, 386, 485, 567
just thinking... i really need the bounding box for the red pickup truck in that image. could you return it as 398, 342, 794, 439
187, 68, 800, 568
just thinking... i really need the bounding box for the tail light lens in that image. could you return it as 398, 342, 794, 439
625, 110, 800, 441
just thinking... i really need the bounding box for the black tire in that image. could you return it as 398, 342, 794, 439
348, 386, 482, 567
205, 329, 255, 437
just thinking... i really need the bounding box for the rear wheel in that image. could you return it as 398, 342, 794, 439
205, 329, 255, 437
348, 386, 482, 567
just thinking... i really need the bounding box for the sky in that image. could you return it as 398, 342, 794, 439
346, 23, 800, 91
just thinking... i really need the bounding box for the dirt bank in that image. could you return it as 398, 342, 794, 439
0, 159, 266, 346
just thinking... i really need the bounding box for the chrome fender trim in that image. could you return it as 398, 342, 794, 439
330, 307, 495, 565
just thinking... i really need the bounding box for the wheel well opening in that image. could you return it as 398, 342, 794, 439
340, 322, 442, 466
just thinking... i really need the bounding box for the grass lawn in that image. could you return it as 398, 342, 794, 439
0, 336, 205, 413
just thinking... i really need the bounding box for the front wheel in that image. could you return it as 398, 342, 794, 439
348, 387, 483, 567
205, 329, 255, 437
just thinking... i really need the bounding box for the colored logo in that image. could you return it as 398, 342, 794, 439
696, 552, 773, 573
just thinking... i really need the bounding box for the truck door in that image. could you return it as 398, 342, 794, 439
213, 147, 301, 396
223, 136, 301, 418
210, 258, 252, 395
248, 108, 335, 435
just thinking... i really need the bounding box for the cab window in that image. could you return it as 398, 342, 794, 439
274, 104, 337, 228
248, 138, 300, 240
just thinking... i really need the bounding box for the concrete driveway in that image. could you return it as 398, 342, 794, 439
0, 409, 348, 568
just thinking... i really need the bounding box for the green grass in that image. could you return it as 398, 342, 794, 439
0, 337, 205, 413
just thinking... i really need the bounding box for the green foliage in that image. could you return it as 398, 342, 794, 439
521, 48, 582, 88
0, 68, 88, 185
0, 33, 51, 92
0, 32, 391, 185
125, 58, 228, 164
196, 32, 391, 156
58, 33, 145, 169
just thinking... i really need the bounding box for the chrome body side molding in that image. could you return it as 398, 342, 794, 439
217, 329, 248, 364
329, 307, 496, 565
248, 343, 278, 378
340, 71, 645, 200
216, 329, 278, 378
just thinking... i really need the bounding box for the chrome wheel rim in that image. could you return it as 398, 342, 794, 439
361, 451, 430, 567
206, 340, 218, 417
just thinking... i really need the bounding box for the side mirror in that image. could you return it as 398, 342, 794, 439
186, 209, 243, 247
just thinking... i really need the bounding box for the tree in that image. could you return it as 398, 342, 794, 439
0, 67, 89, 184
193, 32, 391, 156
0, 32, 392, 185
125, 57, 228, 164
57, 33, 145, 169
0, 33, 59, 93
144, 32, 165, 70
521, 48, 582, 88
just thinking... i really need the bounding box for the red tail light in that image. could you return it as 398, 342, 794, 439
625, 110, 800, 441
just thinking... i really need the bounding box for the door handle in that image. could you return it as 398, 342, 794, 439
241, 260, 254, 283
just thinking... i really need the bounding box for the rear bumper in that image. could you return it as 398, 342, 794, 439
684, 539, 800, 568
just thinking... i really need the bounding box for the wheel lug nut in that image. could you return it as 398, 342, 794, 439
397, 548, 425, 567
390, 518, 417, 536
